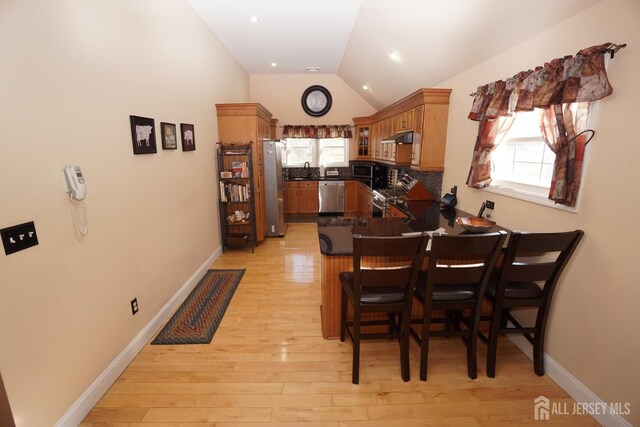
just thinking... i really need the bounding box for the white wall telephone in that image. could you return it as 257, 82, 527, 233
64, 165, 89, 235
64, 165, 86, 200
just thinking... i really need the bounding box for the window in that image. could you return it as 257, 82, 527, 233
282, 138, 316, 166
282, 138, 349, 167
491, 110, 555, 195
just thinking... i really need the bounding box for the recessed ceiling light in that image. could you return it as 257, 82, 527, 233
389, 51, 400, 61
250, 16, 259, 22
362, 85, 369, 90
270, 62, 277, 67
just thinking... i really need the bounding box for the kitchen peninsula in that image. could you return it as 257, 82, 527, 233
317, 202, 508, 339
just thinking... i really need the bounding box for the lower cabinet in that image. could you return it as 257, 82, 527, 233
344, 181, 359, 216
357, 182, 373, 218
284, 181, 319, 214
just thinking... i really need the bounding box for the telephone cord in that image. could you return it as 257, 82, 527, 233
70, 195, 89, 236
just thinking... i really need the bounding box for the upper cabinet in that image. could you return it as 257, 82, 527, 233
353, 117, 372, 160
354, 88, 451, 171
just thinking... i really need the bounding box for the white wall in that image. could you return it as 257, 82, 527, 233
0, 1, 248, 426
439, 0, 639, 423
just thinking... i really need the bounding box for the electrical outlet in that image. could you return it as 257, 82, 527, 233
1, 221, 39, 255
131, 298, 139, 315
485, 200, 495, 210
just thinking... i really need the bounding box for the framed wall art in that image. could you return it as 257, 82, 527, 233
180, 123, 196, 152
129, 115, 157, 155
160, 122, 177, 150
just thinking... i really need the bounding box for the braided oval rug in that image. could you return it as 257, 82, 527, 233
151, 269, 245, 345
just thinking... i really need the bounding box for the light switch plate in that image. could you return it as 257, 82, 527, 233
1, 221, 39, 255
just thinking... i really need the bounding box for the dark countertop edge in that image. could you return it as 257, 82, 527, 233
285, 177, 357, 182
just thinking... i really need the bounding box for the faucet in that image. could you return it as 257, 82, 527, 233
303, 161, 310, 178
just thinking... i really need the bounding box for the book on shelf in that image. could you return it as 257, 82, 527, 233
220, 182, 251, 202
229, 161, 248, 177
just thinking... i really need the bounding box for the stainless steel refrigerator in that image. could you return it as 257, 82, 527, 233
262, 140, 287, 237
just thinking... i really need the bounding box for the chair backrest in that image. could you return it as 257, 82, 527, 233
352, 233, 430, 300
426, 231, 507, 298
496, 230, 584, 300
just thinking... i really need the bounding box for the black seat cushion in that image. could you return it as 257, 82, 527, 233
340, 272, 405, 304
486, 280, 543, 299
415, 276, 476, 302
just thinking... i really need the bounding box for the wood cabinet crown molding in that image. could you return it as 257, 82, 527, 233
216, 103, 273, 121
352, 116, 372, 126
371, 88, 451, 122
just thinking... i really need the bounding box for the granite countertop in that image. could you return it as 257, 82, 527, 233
317, 203, 509, 256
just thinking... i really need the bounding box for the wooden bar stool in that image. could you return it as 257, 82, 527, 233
340, 233, 429, 384
483, 230, 584, 377
410, 231, 507, 381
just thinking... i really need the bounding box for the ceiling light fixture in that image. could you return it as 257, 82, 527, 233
250, 16, 259, 22
306, 66, 320, 73
362, 85, 369, 90
389, 51, 400, 61
271, 62, 277, 67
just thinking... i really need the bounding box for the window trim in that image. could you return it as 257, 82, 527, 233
482, 182, 578, 213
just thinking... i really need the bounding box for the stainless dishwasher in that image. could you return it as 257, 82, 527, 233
318, 180, 344, 215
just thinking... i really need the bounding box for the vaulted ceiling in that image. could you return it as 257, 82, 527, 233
187, 0, 601, 109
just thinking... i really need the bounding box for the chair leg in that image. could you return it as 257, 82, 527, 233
388, 312, 396, 334
399, 312, 410, 382
466, 309, 479, 380
533, 314, 548, 376
420, 310, 432, 381
352, 307, 361, 384
340, 289, 347, 342
486, 305, 504, 378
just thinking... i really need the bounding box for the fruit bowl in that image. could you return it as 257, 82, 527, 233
456, 216, 496, 233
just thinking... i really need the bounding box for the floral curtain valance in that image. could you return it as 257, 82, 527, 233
468, 43, 624, 121
282, 125, 353, 139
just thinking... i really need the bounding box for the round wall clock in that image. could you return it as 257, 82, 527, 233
301, 85, 332, 117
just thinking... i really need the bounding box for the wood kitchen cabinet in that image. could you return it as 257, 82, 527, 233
357, 182, 373, 218
355, 88, 450, 171
353, 117, 371, 160
344, 180, 359, 216
284, 181, 319, 214
395, 108, 414, 132
216, 103, 274, 242
410, 95, 451, 171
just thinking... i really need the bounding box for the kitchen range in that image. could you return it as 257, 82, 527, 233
372, 173, 427, 217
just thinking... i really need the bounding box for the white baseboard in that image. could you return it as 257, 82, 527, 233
508, 334, 632, 427
54, 248, 221, 427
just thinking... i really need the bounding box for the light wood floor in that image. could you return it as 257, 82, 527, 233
82, 223, 598, 426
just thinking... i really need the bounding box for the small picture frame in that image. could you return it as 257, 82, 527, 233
130, 115, 157, 154
160, 122, 177, 150
180, 123, 196, 151
220, 171, 233, 178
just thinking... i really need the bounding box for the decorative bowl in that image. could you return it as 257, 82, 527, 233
456, 216, 496, 233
